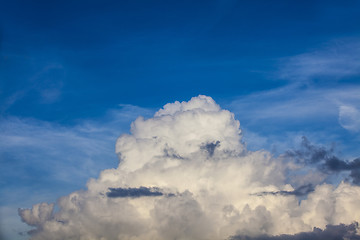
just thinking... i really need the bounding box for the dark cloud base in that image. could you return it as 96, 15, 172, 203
106, 186, 163, 198
230, 222, 360, 240
253, 184, 314, 197
286, 137, 360, 185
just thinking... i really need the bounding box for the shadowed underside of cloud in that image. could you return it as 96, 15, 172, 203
106, 187, 163, 198
18, 96, 360, 240
253, 184, 314, 197
285, 136, 360, 185
230, 222, 360, 240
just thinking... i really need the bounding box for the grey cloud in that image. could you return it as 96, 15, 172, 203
163, 147, 184, 159
230, 222, 360, 240
285, 136, 333, 164
325, 157, 360, 186
253, 184, 314, 197
323, 157, 360, 172
18, 203, 54, 227
201, 140, 220, 157
107, 187, 163, 198
350, 169, 360, 185
285, 137, 360, 185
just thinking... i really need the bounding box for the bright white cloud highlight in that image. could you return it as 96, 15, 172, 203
19, 95, 360, 240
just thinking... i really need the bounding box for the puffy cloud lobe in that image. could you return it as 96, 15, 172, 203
18, 203, 54, 227
19, 95, 360, 239
115, 95, 243, 171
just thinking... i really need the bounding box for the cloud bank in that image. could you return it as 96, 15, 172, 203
19, 95, 360, 239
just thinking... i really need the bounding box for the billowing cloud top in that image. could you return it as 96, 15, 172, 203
116, 95, 243, 171
19, 96, 360, 240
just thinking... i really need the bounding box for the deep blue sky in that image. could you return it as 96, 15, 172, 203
2, 0, 359, 122
1, 1, 360, 239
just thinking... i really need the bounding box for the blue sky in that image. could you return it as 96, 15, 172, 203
1, 1, 360, 239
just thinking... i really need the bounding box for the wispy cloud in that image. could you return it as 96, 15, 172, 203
226, 84, 360, 154
0, 104, 153, 240
0, 104, 153, 186
1, 63, 65, 113
278, 39, 360, 82
229, 85, 360, 128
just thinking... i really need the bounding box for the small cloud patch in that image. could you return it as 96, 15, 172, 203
201, 141, 220, 157
106, 187, 163, 198
253, 184, 314, 197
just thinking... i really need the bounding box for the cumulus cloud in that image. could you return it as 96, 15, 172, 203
19, 95, 360, 239
18, 203, 54, 228
230, 222, 360, 240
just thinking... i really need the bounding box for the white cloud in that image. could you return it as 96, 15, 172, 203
19, 96, 360, 240
18, 203, 54, 227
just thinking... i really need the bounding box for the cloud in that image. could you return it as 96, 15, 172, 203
285, 136, 360, 185
0, 104, 152, 185
253, 184, 314, 197
18, 203, 54, 227
106, 187, 163, 198
1, 64, 65, 113
18, 96, 360, 239
0, 104, 153, 240
226, 84, 360, 155
228, 85, 360, 125
201, 140, 221, 157
278, 39, 360, 82
284, 136, 334, 164
230, 222, 360, 240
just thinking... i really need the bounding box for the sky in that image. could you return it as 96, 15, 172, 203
1, 0, 360, 239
